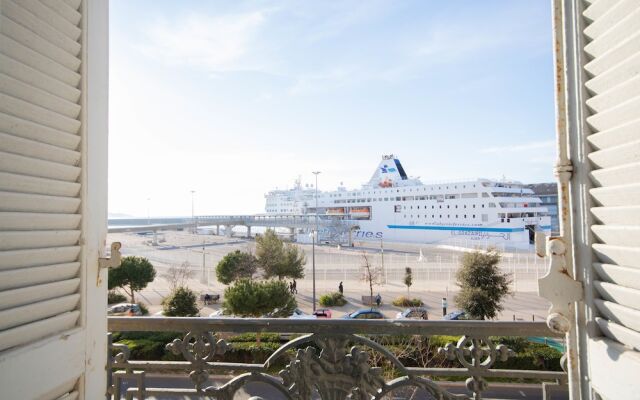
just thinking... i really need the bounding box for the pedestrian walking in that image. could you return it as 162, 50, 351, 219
375, 293, 382, 307
292, 279, 297, 294
289, 282, 294, 294
338, 281, 344, 295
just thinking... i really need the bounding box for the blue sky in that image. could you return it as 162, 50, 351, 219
108, 1, 556, 217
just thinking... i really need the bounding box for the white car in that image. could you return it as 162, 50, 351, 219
209, 309, 234, 318
289, 308, 316, 319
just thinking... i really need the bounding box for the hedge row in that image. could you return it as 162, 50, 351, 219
111, 333, 562, 374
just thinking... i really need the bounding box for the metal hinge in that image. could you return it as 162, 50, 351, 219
99, 242, 122, 270
535, 232, 583, 333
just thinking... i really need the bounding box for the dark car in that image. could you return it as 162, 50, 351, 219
443, 311, 468, 320
343, 309, 385, 319
396, 307, 429, 320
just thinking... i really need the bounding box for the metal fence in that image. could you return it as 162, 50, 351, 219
108, 318, 567, 400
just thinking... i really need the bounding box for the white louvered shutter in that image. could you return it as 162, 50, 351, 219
566, 0, 640, 398
0, 0, 83, 350
0, 1, 108, 399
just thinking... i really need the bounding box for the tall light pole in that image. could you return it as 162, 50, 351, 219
146, 197, 151, 226
190, 190, 196, 234
311, 171, 321, 311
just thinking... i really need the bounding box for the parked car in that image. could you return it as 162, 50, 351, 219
107, 303, 142, 316
343, 309, 385, 319
443, 311, 468, 320
313, 308, 332, 319
289, 308, 316, 319
208, 309, 235, 318
395, 307, 429, 320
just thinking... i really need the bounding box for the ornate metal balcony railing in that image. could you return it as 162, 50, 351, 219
108, 318, 567, 400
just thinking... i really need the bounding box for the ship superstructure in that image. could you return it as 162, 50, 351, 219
265, 155, 551, 249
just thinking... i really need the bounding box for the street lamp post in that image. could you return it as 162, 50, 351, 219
312, 171, 321, 312
190, 190, 196, 234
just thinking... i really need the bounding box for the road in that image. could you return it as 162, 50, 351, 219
108, 231, 551, 320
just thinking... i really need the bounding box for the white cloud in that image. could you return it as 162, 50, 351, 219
480, 140, 555, 154
141, 11, 266, 71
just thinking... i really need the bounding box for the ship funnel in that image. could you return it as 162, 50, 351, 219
367, 155, 408, 188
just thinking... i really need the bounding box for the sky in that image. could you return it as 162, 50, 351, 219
108, 1, 557, 218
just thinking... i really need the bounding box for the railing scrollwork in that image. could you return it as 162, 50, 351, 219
108, 318, 567, 400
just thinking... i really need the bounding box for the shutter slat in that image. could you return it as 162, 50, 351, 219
593, 243, 640, 268
586, 95, 640, 132
0, 294, 80, 331
587, 118, 640, 150
0, 15, 81, 71
583, 0, 620, 22
2, 0, 81, 57
0, 230, 80, 251
0, 112, 80, 150
0, 212, 80, 230
0, 73, 80, 118
0, 278, 80, 311
585, 51, 640, 96
584, 7, 640, 58
594, 280, 640, 311
590, 162, 640, 186
0, 34, 81, 87
41, 0, 82, 25
0, 150, 80, 182
590, 183, 640, 206
585, 31, 640, 77
0, 93, 81, 134
594, 263, 640, 290
0, 310, 79, 352
592, 225, 640, 247
596, 317, 640, 351
62, 0, 81, 10
0, 151, 80, 181
0, 191, 80, 213
595, 299, 640, 332
588, 139, 640, 168
584, 0, 639, 40
16, 0, 81, 41
0, 132, 81, 165
0, 262, 80, 291
0, 171, 80, 197
592, 206, 640, 225
0, 53, 80, 103
586, 75, 640, 113
0, 246, 80, 271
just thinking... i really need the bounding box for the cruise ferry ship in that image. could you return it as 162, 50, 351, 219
264, 155, 551, 249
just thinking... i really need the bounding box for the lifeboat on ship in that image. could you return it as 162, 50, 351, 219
350, 207, 371, 220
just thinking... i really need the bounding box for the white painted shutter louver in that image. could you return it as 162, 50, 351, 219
582, 0, 640, 352
0, 0, 83, 352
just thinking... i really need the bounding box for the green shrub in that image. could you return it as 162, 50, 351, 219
138, 303, 149, 315
392, 296, 423, 307
319, 292, 347, 307
228, 333, 281, 343
108, 291, 127, 304
162, 287, 199, 317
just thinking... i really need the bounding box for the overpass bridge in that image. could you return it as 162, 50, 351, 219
196, 214, 360, 243
108, 214, 360, 244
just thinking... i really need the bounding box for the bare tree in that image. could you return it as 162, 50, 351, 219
360, 253, 383, 307
161, 261, 196, 291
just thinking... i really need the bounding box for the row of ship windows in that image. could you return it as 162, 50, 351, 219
330, 193, 486, 201
328, 185, 480, 197
400, 204, 496, 209
401, 214, 488, 221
